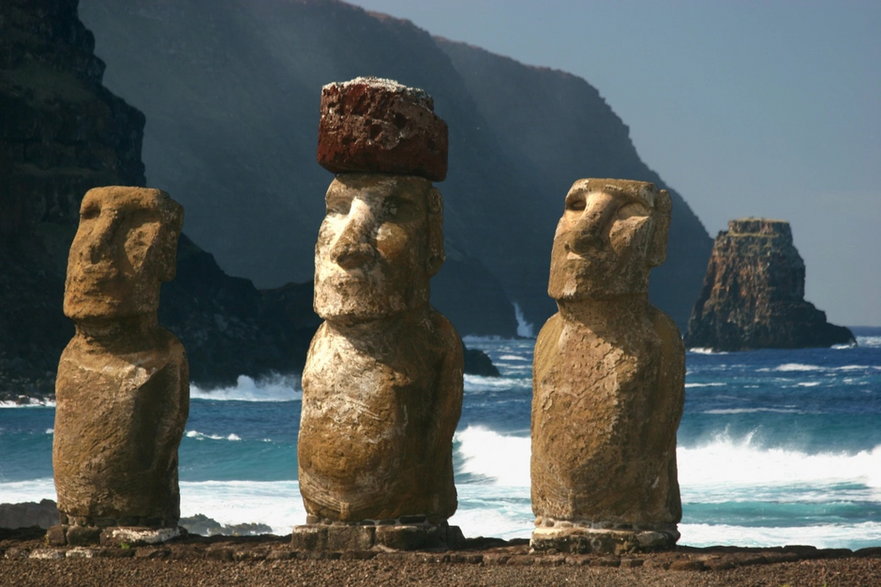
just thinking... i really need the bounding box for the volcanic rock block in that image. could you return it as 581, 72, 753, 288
51, 186, 188, 545
531, 179, 684, 554
317, 77, 448, 181
685, 218, 855, 351
298, 81, 462, 545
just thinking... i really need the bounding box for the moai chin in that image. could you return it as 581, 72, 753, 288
50, 186, 188, 546
295, 78, 464, 551
530, 178, 685, 554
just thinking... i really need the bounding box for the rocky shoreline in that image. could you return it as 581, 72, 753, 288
1, 527, 879, 586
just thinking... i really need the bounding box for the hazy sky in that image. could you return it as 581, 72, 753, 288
347, 0, 881, 326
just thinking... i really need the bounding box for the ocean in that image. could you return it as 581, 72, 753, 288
2, 327, 879, 549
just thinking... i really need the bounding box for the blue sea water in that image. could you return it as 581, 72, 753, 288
2, 327, 879, 549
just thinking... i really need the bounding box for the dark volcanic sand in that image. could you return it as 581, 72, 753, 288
2, 529, 879, 586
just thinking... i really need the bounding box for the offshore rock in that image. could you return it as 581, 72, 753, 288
317, 77, 448, 181
685, 218, 855, 351
531, 179, 684, 553
53, 187, 188, 539
0, 500, 59, 530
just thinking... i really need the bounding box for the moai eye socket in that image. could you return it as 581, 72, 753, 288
326, 192, 353, 216
565, 193, 586, 212
80, 202, 100, 220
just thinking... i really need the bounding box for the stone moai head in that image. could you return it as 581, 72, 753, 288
314, 174, 444, 322
63, 186, 183, 321
313, 77, 447, 323
547, 178, 670, 301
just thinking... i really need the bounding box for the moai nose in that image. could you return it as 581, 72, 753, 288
330, 204, 377, 270
86, 211, 120, 265
570, 192, 617, 254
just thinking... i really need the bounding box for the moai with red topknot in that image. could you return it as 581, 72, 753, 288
293, 78, 464, 551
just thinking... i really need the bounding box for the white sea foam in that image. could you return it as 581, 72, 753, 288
185, 430, 242, 442
759, 363, 824, 372
179, 480, 304, 534
685, 382, 726, 388
451, 484, 532, 539
701, 407, 806, 415
796, 381, 821, 387
455, 426, 530, 487
191, 374, 301, 402
687, 348, 728, 355
44, 428, 54, 435
680, 521, 881, 549
837, 364, 881, 371
463, 374, 530, 392
0, 478, 55, 503
678, 435, 881, 493
857, 335, 881, 348
0, 399, 56, 409
498, 354, 529, 362
512, 302, 535, 338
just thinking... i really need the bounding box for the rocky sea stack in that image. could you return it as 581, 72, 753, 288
685, 218, 855, 351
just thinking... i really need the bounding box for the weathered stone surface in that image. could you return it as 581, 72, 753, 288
685, 218, 855, 351
299, 170, 462, 525
53, 186, 188, 530
0, 499, 59, 529
290, 522, 461, 552
531, 179, 684, 553
317, 77, 448, 181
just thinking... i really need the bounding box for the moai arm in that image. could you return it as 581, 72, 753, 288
427, 311, 464, 520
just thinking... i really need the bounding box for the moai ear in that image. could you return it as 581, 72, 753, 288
157, 198, 184, 282
647, 189, 671, 267
426, 187, 445, 277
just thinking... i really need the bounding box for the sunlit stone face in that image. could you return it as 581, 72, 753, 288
313, 174, 442, 322
547, 179, 668, 300
63, 187, 183, 320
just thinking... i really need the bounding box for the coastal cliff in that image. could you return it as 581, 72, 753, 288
0, 0, 318, 395
0, 0, 146, 393
685, 218, 854, 351
0, 0, 500, 397
77, 0, 712, 333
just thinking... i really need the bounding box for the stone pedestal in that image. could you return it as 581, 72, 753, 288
530, 518, 679, 555
291, 518, 464, 552
46, 523, 181, 547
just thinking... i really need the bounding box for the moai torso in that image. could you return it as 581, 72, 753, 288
530, 179, 684, 552
54, 330, 188, 525
52, 186, 187, 529
532, 307, 683, 525
300, 313, 462, 522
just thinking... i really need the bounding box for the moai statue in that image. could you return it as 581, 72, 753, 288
294, 77, 464, 551
50, 186, 188, 546
530, 178, 685, 554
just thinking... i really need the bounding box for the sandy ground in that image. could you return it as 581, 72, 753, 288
2, 528, 880, 586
